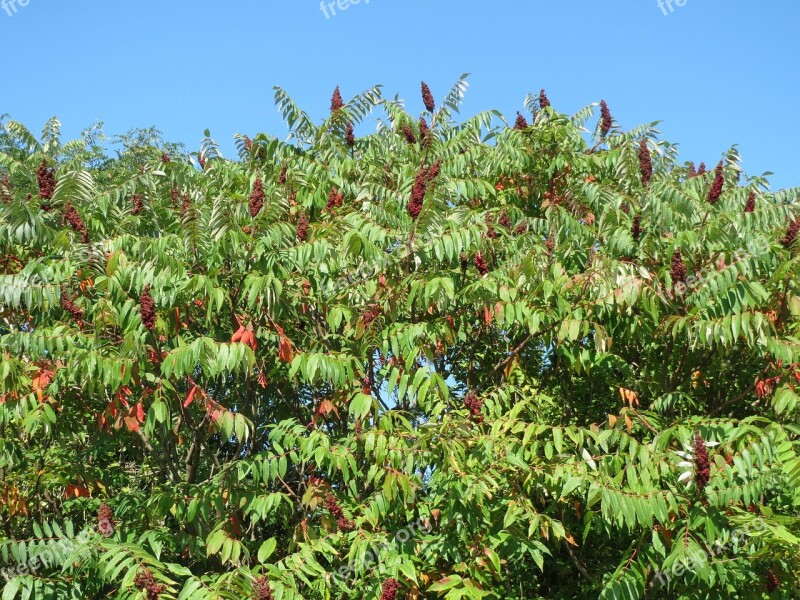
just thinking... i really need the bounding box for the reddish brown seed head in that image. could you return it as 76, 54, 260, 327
249, 178, 265, 218
474, 252, 489, 276
419, 117, 431, 148
744, 190, 756, 213
140, 285, 156, 331
670, 249, 687, 284
331, 86, 344, 113
97, 503, 115, 537
638, 139, 653, 187
401, 124, 417, 145
599, 100, 612, 136
131, 194, 143, 215
161, 152, 170, 164
707, 161, 724, 204
345, 121, 355, 147
539, 89, 551, 109
381, 578, 402, 600
421, 81, 435, 112
37, 159, 56, 200
253, 576, 274, 600
296, 211, 309, 242
781, 217, 800, 249
631, 215, 642, 243
514, 112, 529, 130
278, 164, 288, 185
64, 202, 89, 243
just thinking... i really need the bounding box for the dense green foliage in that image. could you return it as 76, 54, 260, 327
1, 78, 800, 599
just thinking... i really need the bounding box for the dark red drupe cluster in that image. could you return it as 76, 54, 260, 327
197, 152, 206, 169
707, 161, 724, 204
670, 249, 687, 285
599, 100, 612, 136
687, 162, 697, 178
401, 124, 417, 145
766, 569, 780, 593
498, 210, 511, 229
253, 576, 274, 600
134, 567, 166, 600
419, 117, 431, 148
38, 160, 56, 200
296, 211, 309, 242
514, 112, 529, 130
331, 86, 344, 113
485, 214, 498, 239
381, 578, 402, 600
638, 139, 653, 187
324, 493, 354, 531
421, 81, 435, 112
97, 503, 115, 537
345, 121, 355, 147
64, 203, 89, 243
631, 215, 642, 243
140, 285, 156, 331
61, 289, 83, 324
131, 194, 143, 215
539, 89, 551, 109
781, 218, 800, 249
744, 190, 756, 213
474, 252, 489, 276
697, 162, 707, 176
464, 390, 484, 422
408, 169, 428, 220
249, 178, 265, 218
278, 165, 288, 185
327, 187, 344, 212
363, 304, 380, 327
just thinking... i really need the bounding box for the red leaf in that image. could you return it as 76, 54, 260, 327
231, 325, 246, 343
184, 384, 199, 408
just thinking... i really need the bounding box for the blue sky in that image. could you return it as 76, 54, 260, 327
2, 0, 798, 189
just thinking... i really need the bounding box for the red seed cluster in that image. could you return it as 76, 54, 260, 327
131, 194, 143, 215
693, 433, 710, 493
37, 160, 56, 200
766, 569, 780, 593
498, 210, 511, 229
426, 160, 441, 182
638, 140, 653, 187
539, 89, 551, 109
545, 235, 555, 254
180, 194, 192, 219
707, 161, 724, 204
64, 203, 89, 243
631, 215, 642, 243
514, 222, 528, 236
464, 390, 484, 422
249, 178, 265, 218
327, 187, 344, 212
253, 576, 274, 600
345, 121, 355, 147
363, 304, 380, 327
324, 493, 354, 531
421, 81, 435, 112
381, 578, 402, 600
697, 162, 707, 176
244, 137, 254, 153
161, 153, 170, 164
514, 112, 529, 130
599, 100, 612, 136
419, 117, 431, 148
170, 188, 180, 207
485, 214, 498, 239
781, 218, 800, 249
460, 252, 468, 272
401, 124, 417, 145
140, 285, 156, 331
474, 252, 489, 276
97, 503, 115, 537
296, 211, 309, 242
687, 162, 697, 178
408, 169, 428, 220
61, 289, 83, 324
670, 249, 686, 284
134, 567, 166, 600
744, 191, 756, 213
331, 86, 344, 113
278, 165, 288, 185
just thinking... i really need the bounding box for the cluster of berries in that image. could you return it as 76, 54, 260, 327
464, 390, 484, 422
38, 160, 56, 201
97, 503, 115, 537
140, 286, 157, 331
381, 578, 402, 600
324, 493, 354, 531
64, 203, 89, 243
252, 576, 274, 600
693, 433, 711, 493
134, 567, 165, 600
249, 178, 265, 218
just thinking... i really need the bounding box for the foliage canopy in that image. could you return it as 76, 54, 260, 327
1, 77, 800, 599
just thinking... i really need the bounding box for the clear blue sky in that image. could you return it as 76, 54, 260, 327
2, 0, 798, 189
